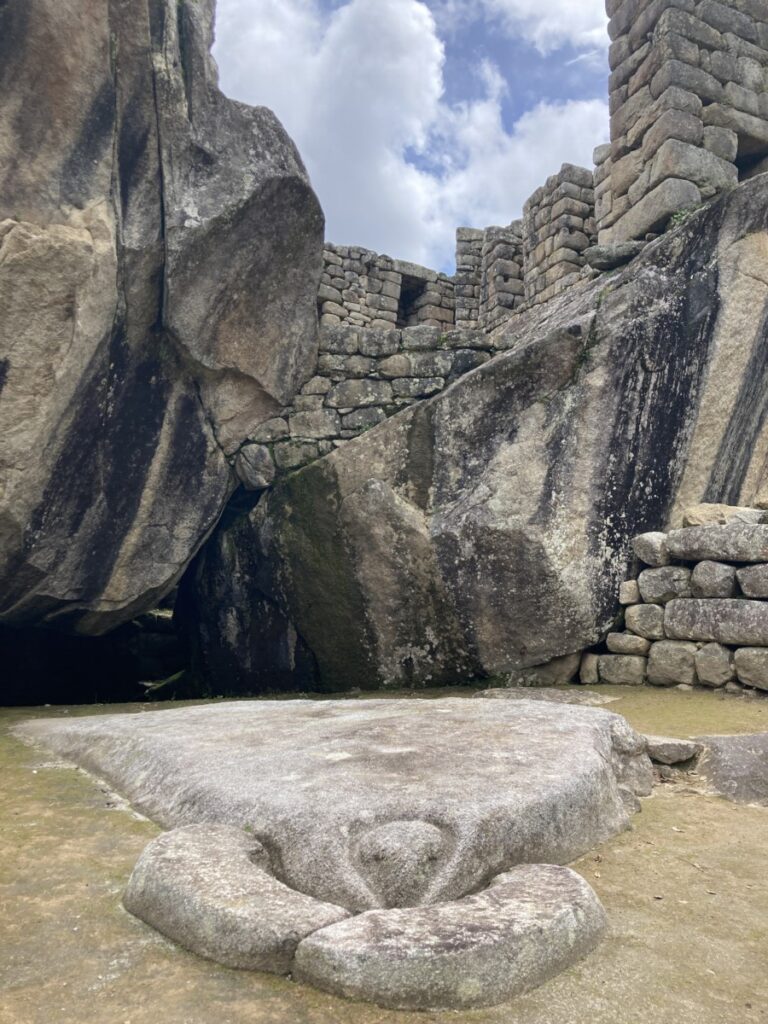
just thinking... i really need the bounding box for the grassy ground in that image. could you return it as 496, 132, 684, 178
1, 687, 767, 1024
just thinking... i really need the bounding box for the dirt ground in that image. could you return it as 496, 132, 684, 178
1, 686, 767, 1024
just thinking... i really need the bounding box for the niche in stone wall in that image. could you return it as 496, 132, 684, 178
397, 273, 428, 328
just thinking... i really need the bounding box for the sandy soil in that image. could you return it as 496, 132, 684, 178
1, 686, 767, 1024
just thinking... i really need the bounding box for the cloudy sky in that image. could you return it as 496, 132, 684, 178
213, 0, 609, 271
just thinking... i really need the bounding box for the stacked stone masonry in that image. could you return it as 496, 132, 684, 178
523, 164, 597, 306
582, 506, 768, 692
599, 0, 768, 244
454, 223, 526, 330
319, 3, 768, 334
245, 325, 493, 475
319, 245, 455, 331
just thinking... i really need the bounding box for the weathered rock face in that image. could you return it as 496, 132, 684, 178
0, 0, 323, 638
183, 175, 768, 692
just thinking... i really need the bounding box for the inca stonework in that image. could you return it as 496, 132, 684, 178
584, 505, 768, 691
599, 0, 768, 243
318, 0, 768, 338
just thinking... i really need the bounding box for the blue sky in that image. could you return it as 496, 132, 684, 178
213, 0, 610, 271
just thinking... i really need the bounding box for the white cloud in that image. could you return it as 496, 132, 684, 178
213, 0, 609, 270
480, 0, 608, 53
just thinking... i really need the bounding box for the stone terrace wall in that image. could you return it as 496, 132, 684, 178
600, 0, 768, 244
250, 325, 493, 473
319, 244, 455, 330
523, 164, 596, 307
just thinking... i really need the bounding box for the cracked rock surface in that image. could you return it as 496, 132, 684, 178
0, 0, 323, 636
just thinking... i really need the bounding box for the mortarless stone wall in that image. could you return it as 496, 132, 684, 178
319, 244, 455, 330
523, 164, 597, 307
600, 0, 768, 243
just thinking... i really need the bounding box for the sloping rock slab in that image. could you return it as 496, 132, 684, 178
181, 174, 768, 693
293, 864, 606, 1011
123, 824, 349, 972
695, 733, 768, 805
474, 687, 620, 706
16, 699, 652, 913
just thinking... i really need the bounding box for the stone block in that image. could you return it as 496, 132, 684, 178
644, 735, 703, 764
320, 326, 360, 355
647, 640, 698, 686
579, 652, 600, 685
607, 632, 651, 656
273, 440, 320, 471
691, 560, 737, 598
611, 178, 702, 243
649, 138, 737, 192
407, 351, 454, 376
358, 329, 400, 357
625, 603, 666, 640
641, 109, 703, 160
734, 648, 768, 690
650, 60, 724, 104
392, 377, 445, 399
702, 104, 768, 156
632, 531, 670, 566
694, 642, 735, 687
724, 81, 761, 116
697, 0, 757, 41
736, 563, 768, 598
682, 503, 766, 527
378, 354, 413, 378
665, 598, 768, 645
288, 409, 341, 440
234, 444, 275, 492
401, 326, 444, 351
326, 380, 394, 409
639, 567, 693, 603
341, 355, 376, 378
667, 522, 768, 562
597, 654, 647, 686
627, 86, 703, 150
619, 580, 642, 604
702, 126, 739, 161
655, 6, 725, 49
341, 408, 387, 431
318, 283, 343, 304
301, 376, 333, 396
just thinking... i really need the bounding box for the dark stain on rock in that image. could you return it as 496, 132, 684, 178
60, 79, 116, 207
704, 291, 768, 505
15, 323, 172, 618
590, 219, 722, 627
0, 358, 9, 397
117, 90, 153, 219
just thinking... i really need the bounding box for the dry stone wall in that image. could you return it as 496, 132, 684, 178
319, 3, 768, 337
583, 506, 768, 693
523, 164, 597, 307
319, 245, 455, 330
600, 0, 768, 243
247, 324, 493, 474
